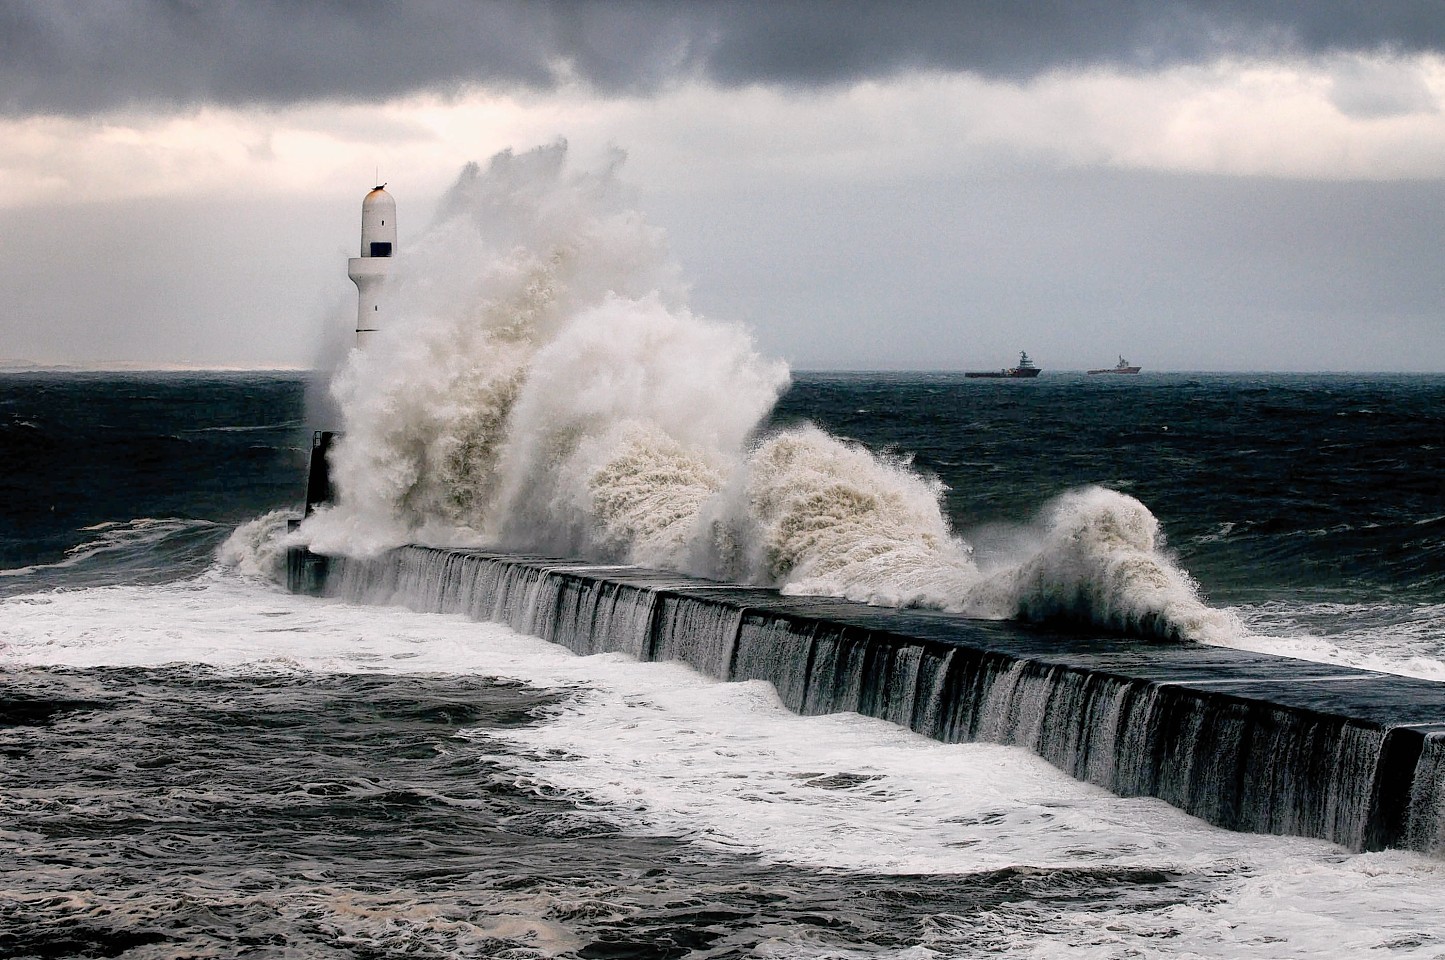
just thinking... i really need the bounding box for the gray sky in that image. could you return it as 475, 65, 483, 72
1, 0, 1443, 371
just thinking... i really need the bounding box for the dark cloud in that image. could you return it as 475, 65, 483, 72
2, 0, 1443, 116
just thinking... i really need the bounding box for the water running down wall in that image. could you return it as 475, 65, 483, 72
291, 544, 1445, 856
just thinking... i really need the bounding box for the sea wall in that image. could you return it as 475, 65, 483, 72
288, 544, 1445, 855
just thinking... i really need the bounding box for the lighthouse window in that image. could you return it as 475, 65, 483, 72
369, 241, 392, 257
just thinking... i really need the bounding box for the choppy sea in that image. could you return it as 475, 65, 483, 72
3, 370, 1444, 958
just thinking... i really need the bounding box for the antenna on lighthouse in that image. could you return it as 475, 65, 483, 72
346, 183, 396, 348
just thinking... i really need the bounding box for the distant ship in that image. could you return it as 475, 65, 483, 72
1088, 355, 1141, 375
966, 351, 1041, 379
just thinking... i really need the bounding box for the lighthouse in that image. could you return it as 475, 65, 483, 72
347, 184, 396, 347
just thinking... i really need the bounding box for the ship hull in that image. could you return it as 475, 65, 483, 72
968, 352, 1041, 378
966, 368, 1040, 378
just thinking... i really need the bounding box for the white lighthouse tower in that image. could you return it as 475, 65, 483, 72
347, 184, 396, 347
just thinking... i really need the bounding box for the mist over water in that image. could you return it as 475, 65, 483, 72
292, 142, 1228, 642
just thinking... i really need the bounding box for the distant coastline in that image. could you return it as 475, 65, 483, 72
0, 360, 310, 374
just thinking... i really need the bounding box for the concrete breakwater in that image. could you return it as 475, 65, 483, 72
287, 544, 1445, 855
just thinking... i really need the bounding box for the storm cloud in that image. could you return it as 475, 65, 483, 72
2, 1, 1443, 372
3, 0, 1444, 116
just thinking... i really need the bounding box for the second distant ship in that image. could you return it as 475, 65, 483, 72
1088, 355, 1142, 375
966, 351, 1041, 379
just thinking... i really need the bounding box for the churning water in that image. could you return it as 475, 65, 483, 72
3, 142, 1444, 956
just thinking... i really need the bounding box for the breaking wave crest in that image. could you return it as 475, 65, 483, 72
2, 518, 225, 595
218, 510, 297, 582
965, 487, 1240, 643
280, 141, 1235, 644
744, 427, 977, 608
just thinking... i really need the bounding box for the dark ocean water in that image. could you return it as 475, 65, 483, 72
6, 371, 1442, 605
2, 667, 1191, 958
771, 372, 1445, 604
3, 371, 1444, 958
0, 373, 308, 593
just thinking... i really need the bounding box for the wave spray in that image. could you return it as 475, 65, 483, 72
286, 142, 1233, 643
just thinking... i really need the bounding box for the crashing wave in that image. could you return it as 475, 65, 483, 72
263, 141, 1239, 644
743, 426, 977, 608
963, 487, 1240, 642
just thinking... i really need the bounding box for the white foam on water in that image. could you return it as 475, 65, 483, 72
0, 517, 222, 578
4, 573, 1444, 958
1226, 600, 1445, 681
